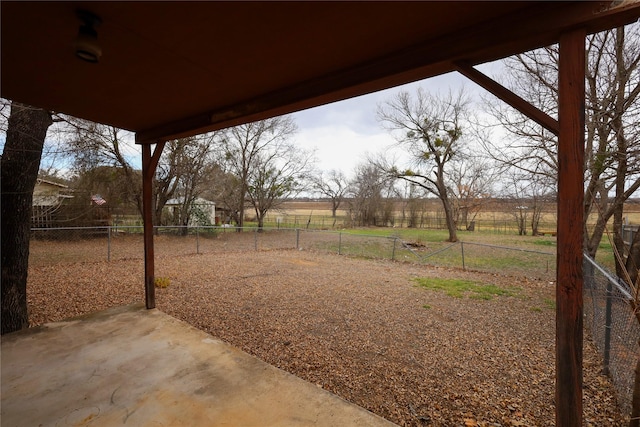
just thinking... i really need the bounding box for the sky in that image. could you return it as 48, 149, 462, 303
291, 64, 499, 178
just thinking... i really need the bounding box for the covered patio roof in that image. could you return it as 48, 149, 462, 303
1, 1, 638, 142
2, 2, 640, 426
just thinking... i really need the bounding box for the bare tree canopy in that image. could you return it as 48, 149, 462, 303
66, 120, 143, 213
447, 155, 498, 232
217, 116, 314, 229
65, 119, 220, 230
484, 23, 640, 270
347, 162, 396, 227
246, 144, 315, 229
376, 88, 476, 242
156, 134, 218, 231
311, 169, 349, 220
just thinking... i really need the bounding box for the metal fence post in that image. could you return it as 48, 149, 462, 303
107, 225, 111, 262
196, 227, 200, 254
296, 229, 300, 249
254, 227, 258, 251
391, 237, 397, 261
603, 279, 613, 375
460, 241, 465, 270
338, 232, 342, 255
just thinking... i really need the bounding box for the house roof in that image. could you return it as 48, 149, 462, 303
2, 1, 639, 143
35, 178, 68, 189
165, 197, 214, 207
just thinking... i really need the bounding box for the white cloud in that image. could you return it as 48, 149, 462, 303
294, 124, 398, 177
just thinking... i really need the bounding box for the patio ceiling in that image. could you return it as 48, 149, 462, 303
2, 1, 639, 143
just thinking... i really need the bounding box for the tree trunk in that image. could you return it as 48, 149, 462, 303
1, 102, 52, 335
586, 212, 609, 258
331, 196, 340, 219
626, 227, 640, 289
440, 193, 458, 242
613, 201, 626, 277
434, 171, 457, 242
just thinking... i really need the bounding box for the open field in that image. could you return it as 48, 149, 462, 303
279, 199, 640, 215
27, 244, 625, 426
260, 199, 640, 235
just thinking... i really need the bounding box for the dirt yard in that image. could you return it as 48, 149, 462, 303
27, 248, 625, 426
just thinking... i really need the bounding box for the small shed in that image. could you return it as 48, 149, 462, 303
32, 178, 72, 228
163, 197, 216, 226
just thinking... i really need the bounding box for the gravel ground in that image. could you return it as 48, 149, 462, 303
27, 248, 626, 426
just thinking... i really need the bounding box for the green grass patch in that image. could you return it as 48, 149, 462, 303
595, 251, 616, 271
599, 241, 613, 250
413, 277, 517, 300
530, 298, 556, 312
532, 239, 556, 247
464, 254, 536, 270
344, 228, 451, 243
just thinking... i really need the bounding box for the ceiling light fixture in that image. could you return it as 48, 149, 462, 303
74, 10, 102, 63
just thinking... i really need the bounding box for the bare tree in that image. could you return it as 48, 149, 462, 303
347, 162, 397, 227
377, 88, 471, 242
66, 165, 139, 226
66, 120, 143, 213
158, 134, 218, 233
527, 174, 556, 236
501, 168, 554, 236
447, 155, 496, 231
397, 180, 428, 228
1, 102, 53, 334
217, 116, 298, 230
246, 144, 314, 230
67, 121, 221, 231
484, 23, 640, 272
311, 169, 348, 225
208, 172, 243, 226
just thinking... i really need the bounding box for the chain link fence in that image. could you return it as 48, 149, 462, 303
584, 255, 639, 416
30, 226, 555, 279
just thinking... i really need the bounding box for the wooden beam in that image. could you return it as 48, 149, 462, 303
556, 28, 586, 427
141, 141, 165, 309
454, 62, 559, 135
135, 2, 640, 143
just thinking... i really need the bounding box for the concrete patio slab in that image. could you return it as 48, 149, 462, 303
1, 304, 396, 426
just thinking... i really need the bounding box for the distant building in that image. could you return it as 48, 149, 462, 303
32, 178, 72, 227
164, 197, 216, 226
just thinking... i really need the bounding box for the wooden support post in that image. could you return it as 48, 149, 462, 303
556, 28, 585, 427
141, 141, 166, 309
